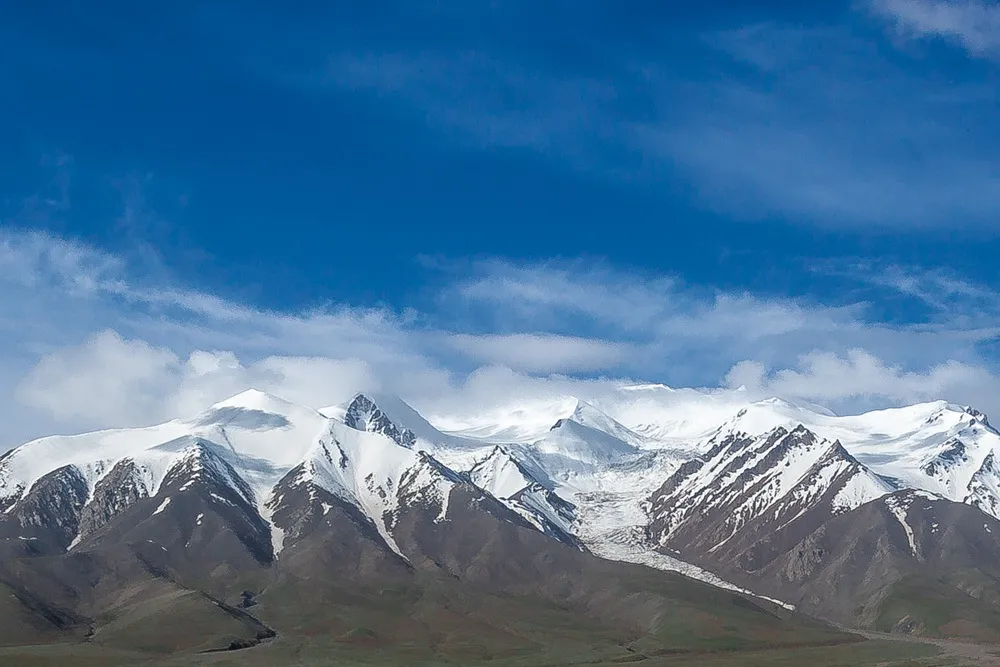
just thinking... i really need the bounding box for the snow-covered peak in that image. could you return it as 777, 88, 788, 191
469, 446, 539, 500
534, 417, 638, 471
275, 420, 467, 554
649, 424, 893, 550
211, 388, 300, 415
428, 395, 583, 444
465, 444, 579, 546
568, 400, 649, 448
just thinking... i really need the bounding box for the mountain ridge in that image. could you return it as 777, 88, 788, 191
6, 387, 1000, 645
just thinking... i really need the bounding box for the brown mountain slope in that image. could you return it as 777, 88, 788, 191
758, 490, 1000, 638
0, 458, 850, 661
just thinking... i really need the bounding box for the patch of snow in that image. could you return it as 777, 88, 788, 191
208, 492, 235, 506
833, 471, 894, 512
435, 486, 451, 523
884, 495, 919, 558
152, 497, 171, 515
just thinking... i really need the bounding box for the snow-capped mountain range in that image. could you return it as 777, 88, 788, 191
3, 383, 1000, 617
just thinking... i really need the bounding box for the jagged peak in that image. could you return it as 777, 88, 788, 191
343, 394, 417, 449
788, 423, 814, 437
158, 438, 257, 506
471, 444, 530, 478
825, 439, 858, 463
883, 487, 944, 505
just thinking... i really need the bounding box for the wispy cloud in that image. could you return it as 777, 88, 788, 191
872, 0, 1000, 57
294, 15, 1000, 229
655, 21, 1000, 227
325, 51, 619, 160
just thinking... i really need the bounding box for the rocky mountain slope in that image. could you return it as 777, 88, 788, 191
4, 385, 1000, 650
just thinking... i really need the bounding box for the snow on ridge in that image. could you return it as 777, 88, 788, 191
152, 497, 172, 515
284, 423, 467, 559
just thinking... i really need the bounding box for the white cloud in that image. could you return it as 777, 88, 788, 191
3, 229, 1000, 446
450, 333, 628, 373
726, 349, 999, 412
15, 331, 382, 430
872, 0, 1000, 56
292, 19, 1000, 229
17, 331, 180, 428
449, 260, 676, 332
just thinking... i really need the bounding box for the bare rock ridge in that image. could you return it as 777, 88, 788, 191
343, 394, 417, 448
75, 458, 149, 544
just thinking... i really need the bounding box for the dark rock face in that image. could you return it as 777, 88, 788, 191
76, 459, 148, 543
154, 444, 274, 566
0, 440, 855, 658
0, 448, 25, 513
266, 466, 412, 582
755, 491, 1000, 629
2, 466, 89, 551
344, 395, 417, 448
922, 439, 969, 478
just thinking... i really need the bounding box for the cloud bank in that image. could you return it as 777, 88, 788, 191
3, 228, 999, 449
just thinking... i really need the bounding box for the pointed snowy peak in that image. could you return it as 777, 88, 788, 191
157, 437, 257, 508
466, 445, 578, 547
270, 422, 468, 558
543, 399, 649, 448
344, 394, 417, 449
536, 409, 638, 469
195, 389, 326, 434
469, 446, 544, 500
648, 424, 893, 565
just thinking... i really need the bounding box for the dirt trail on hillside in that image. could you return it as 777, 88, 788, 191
846, 627, 1000, 666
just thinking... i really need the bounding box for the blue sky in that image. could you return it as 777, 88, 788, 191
2, 0, 1000, 446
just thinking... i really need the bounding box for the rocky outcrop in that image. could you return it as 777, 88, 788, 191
2, 466, 89, 551
343, 394, 417, 448
75, 459, 149, 543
